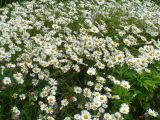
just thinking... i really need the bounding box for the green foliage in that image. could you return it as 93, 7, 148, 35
0, 0, 33, 7
151, 0, 160, 6
111, 63, 160, 119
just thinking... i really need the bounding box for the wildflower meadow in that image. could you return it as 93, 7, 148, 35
0, 0, 160, 120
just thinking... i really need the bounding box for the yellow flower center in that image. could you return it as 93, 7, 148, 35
84, 114, 89, 119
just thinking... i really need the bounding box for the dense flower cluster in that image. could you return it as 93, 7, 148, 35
0, 0, 160, 119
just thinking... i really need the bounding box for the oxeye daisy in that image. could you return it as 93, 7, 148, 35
3, 77, 11, 85
119, 103, 129, 114
81, 110, 91, 120
96, 0, 105, 5
47, 96, 56, 105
